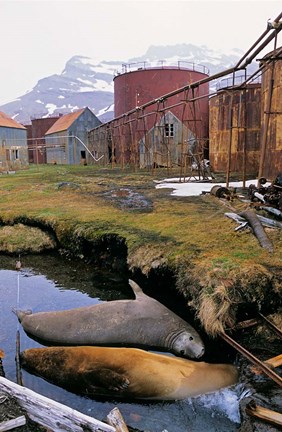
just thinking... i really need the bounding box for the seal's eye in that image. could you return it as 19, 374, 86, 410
189, 336, 194, 341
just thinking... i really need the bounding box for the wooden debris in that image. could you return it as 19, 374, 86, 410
246, 401, 282, 427
251, 354, 282, 375
235, 318, 260, 330
264, 206, 282, 220
225, 211, 282, 229
264, 354, 282, 369
0, 377, 115, 432
0, 415, 26, 432
107, 407, 129, 432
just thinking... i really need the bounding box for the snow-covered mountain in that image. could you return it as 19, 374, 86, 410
0, 44, 252, 125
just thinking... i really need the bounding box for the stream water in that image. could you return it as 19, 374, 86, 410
0, 253, 243, 432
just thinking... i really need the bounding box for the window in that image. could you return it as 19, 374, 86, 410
165, 123, 174, 137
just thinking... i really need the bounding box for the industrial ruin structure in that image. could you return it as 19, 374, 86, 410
87, 12, 282, 183
0, 12, 280, 182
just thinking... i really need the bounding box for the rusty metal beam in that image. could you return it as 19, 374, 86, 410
221, 332, 282, 387
235, 11, 282, 68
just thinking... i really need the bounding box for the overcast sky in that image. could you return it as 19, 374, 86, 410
0, 0, 281, 105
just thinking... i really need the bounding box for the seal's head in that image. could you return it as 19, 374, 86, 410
171, 331, 205, 359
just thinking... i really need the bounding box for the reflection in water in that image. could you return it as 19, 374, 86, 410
0, 253, 241, 432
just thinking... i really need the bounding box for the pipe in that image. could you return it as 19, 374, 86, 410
221, 332, 282, 387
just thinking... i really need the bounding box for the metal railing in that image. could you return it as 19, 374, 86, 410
115, 60, 209, 76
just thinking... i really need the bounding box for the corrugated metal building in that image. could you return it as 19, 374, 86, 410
45, 107, 102, 164
0, 111, 28, 171
258, 47, 282, 180
25, 116, 61, 164
209, 82, 261, 175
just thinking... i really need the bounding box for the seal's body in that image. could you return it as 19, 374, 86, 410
14, 280, 205, 359
20, 346, 238, 400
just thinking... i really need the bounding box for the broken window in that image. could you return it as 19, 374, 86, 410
165, 123, 174, 137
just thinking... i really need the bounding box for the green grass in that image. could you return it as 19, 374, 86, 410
0, 163, 281, 336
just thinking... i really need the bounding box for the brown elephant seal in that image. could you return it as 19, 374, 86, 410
13, 279, 205, 359
20, 346, 238, 400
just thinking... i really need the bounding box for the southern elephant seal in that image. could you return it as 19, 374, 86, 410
14, 279, 205, 359
20, 346, 238, 400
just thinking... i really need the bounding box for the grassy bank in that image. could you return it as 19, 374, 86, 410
0, 164, 281, 336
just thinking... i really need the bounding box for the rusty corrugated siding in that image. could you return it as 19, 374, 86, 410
209, 84, 261, 175
25, 117, 60, 163
260, 50, 282, 180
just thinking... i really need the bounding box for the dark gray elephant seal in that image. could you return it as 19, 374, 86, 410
14, 279, 205, 359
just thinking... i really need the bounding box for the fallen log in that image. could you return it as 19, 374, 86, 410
0, 377, 115, 432
0, 415, 26, 432
246, 401, 282, 427
239, 210, 273, 252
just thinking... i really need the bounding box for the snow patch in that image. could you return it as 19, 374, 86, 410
45, 103, 58, 115
155, 178, 257, 197
97, 104, 114, 116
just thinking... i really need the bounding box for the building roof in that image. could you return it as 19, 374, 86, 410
0, 111, 26, 130
45, 108, 86, 135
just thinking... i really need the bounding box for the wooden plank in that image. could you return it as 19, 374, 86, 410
0, 377, 115, 432
246, 402, 282, 427
0, 416, 26, 432
251, 354, 282, 374
265, 354, 282, 368
107, 407, 129, 432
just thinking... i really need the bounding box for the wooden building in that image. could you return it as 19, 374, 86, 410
45, 107, 101, 165
139, 110, 202, 169
0, 111, 28, 171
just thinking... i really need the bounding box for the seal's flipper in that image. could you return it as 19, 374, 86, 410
84, 367, 130, 392
12, 308, 32, 322
128, 279, 146, 299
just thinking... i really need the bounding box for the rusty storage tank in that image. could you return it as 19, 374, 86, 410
209, 78, 261, 176
259, 47, 282, 180
113, 61, 210, 139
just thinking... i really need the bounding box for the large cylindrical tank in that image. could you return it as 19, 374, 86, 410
209, 82, 261, 175
259, 47, 282, 180
114, 61, 209, 140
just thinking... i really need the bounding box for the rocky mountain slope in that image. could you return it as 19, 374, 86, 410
0, 44, 252, 125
